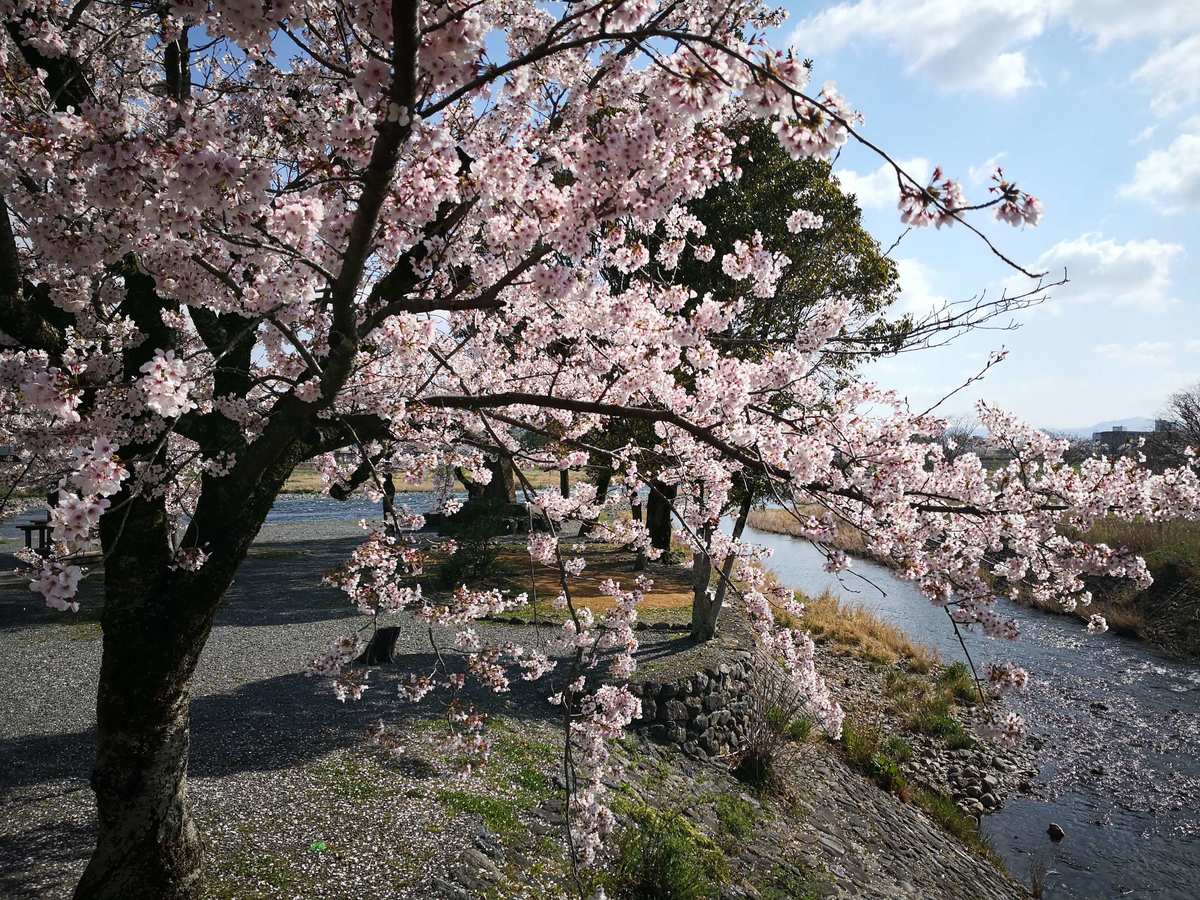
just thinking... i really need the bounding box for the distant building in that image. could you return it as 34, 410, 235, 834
1091, 421, 1174, 455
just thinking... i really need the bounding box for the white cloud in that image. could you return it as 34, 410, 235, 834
968, 152, 1006, 185
834, 158, 929, 208
1057, 3, 1200, 48
1133, 33, 1200, 118
1094, 340, 1175, 365
894, 257, 948, 316
791, 1, 1047, 97
1119, 132, 1200, 215
1028, 233, 1183, 307
790, 1, 1200, 97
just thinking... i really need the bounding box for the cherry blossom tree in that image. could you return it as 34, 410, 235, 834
3, 2, 1198, 898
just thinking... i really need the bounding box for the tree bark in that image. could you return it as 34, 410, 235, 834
689, 522, 714, 641
76, 457, 296, 899
76, 500, 208, 899
559, 468, 570, 498
691, 491, 753, 642
645, 479, 676, 558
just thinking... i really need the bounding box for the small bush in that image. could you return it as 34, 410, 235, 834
604, 807, 728, 900
843, 721, 912, 796
785, 715, 813, 742
868, 752, 908, 794
881, 735, 912, 762
438, 501, 506, 587
938, 662, 979, 705
841, 719, 881, 771
713, 793, 756, 841
737, 651, 819, 791
761, 864, 830, 900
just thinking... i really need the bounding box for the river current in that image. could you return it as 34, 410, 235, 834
745, 523, 1200, 900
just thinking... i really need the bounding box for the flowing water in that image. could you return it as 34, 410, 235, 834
744, 523, 1200, 900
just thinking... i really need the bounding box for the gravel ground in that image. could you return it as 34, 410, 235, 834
0, 515, 681, 899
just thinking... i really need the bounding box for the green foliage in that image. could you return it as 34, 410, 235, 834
437, 790, 520, 834
713, 793, 757, 841
907, 707, 972, 749
761, 864, 832, 900
881, 735, 913, 762
604, 806, 729, 900
785, 715, 814, 743
842, 721, 910, 795
914, 789, 1005, 869
938, 662, 979, 704
762, 706, 814, 743
732, 751, 775, 793
438, 499, 507, 587
661, 119, 901, 359
841, 719, 882, 771
312, 757, 381, 803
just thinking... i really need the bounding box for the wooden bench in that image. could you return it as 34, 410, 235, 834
16, 515, 52, 555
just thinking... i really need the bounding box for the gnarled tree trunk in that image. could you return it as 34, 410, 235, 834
76, 459, 295, 899
690, 490, 753, 642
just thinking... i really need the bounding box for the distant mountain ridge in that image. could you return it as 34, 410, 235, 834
1054, 417, 1157, 439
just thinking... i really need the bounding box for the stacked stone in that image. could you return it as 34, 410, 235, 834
629, 650, 754, 759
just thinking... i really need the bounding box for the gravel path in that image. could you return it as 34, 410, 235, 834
0, 515, 683, 899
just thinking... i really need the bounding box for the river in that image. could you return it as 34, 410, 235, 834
744, 522, 1200, 900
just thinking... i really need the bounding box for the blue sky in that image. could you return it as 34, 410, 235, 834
774, 1, 1200, 430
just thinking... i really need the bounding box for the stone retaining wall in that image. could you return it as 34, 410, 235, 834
628, 648, 754, 759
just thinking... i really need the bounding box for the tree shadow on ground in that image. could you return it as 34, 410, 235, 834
0, 819, 93, 899
0, 627, 694, 794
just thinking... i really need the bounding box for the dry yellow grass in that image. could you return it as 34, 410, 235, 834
785, 591, 936, 669
496, 545, 695, 617
746, 507, 870, 557
281, 464, 564, 494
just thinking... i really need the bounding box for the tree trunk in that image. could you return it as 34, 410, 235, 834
691, 491, 753, 642
559, 468, 570, 498
645, 479, 676, 559
358, 625, 401, 664
689, 523, 714, 641
483, 453, 515, 502
76, 501, 214, 899
579, 466, 612, 538
77, 459, 295, 899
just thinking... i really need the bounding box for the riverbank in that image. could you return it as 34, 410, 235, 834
748, 507, 1200, 662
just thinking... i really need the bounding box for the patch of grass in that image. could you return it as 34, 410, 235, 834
886, 667, 977, 749
881, 735, 912, 762
783, 591, 937, 669
437, 789, 521, 834
842, 720, 911, 796
487, 723, 558, 792
785, 714, 813, 742
907, 707, 972, 749
761, 864, 832, 900
938, 661, 979, 705
602, 805, 728, 900
914, 788, 1005, 869
63, 620, 102, 641
841, 719, 882, 771
208, 851, 298, 899
312, 757, 382, 803
712, 793, 757, 841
